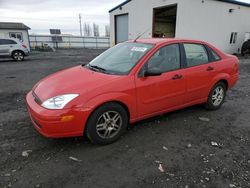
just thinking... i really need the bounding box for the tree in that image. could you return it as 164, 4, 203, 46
84, 23, 92, 37
93, 23, 100, 37
105, 25, 110, 37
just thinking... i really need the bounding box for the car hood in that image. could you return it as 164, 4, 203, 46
33, 66, 120, 101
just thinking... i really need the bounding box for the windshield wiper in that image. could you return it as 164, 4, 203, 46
90, 65, 106, 72
86, 64, 107, 72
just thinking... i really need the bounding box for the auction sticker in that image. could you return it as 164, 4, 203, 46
131, 47, 148, 52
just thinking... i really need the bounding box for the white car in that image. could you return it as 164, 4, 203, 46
0, 38, 29, 61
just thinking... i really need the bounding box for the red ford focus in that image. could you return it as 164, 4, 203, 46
26, 38, 238, 144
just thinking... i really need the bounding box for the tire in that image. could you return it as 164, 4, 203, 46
86, 103, 128, 145
12, 51, 25, 61
205, 82, 226, 110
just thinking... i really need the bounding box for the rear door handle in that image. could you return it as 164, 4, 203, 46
172, 74, 183, 80
207, 66, 214, 71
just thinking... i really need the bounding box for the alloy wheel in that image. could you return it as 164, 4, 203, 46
212, 86, 224, 106
13, 52, 24, 61
96, 111, 122, 139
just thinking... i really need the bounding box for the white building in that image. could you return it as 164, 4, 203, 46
0, 22, 30, 50
109, 0, 250, 54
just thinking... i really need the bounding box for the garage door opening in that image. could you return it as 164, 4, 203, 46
153, 4, 177, 38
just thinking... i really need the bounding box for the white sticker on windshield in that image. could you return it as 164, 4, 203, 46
131, 47, 148, 52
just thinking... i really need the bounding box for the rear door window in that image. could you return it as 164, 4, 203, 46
208, 47, 221, 61
184, 43, 209, 67
0, 39, 17, 45
211, 50, 221, 61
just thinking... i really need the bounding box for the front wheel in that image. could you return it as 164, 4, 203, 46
86, 103, 128, 145
205, 82, 226, 110
12, 51, 25, 61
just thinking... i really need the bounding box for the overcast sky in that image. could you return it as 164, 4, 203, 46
0, 0, 124, 35
0, 0, 249, 36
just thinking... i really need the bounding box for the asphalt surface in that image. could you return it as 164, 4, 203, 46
0, 49, 249, 188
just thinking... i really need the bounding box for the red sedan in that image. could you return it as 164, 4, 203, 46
26, 38, 238, 144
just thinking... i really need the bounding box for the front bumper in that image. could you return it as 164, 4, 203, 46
26, 91, 90, 138
24, 49, 30, 56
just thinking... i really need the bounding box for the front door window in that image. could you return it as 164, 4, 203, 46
147, 43, 181, 73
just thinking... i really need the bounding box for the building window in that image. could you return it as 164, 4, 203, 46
9, 32, 23, 41
230, 32, 238, 44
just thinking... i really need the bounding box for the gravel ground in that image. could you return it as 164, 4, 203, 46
0, 49, 249, 188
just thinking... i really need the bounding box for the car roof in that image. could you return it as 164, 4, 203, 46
128, 38, 226, 57
128, 38, 206, 45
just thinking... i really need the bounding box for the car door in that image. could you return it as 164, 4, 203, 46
0, 39, 15, 56
183, 43, 219, 103
0, 39, 9, 56
135, 43, 186, 117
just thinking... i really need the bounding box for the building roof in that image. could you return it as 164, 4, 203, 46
109, 0, 250, 13
0, 22, 30, 30
218, 0, 250, 7
109, 0, 131, 13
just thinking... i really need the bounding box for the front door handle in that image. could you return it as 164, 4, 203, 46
172, 74, 183, 80
207, 66, 214, 71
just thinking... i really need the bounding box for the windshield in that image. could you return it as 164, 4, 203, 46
86, 42, 154, 75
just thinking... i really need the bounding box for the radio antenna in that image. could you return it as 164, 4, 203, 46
134, 27, 151, 42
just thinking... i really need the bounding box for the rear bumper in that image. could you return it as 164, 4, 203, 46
228, 73, 238, 89
26, 91, 91, 138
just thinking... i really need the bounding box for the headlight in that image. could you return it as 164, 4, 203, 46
41, 94, 79, 109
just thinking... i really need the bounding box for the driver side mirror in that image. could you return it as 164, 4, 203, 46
139, 66, 162, 77
144, 68, 162, 77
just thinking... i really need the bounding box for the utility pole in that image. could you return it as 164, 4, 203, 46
79, 14, 82, 37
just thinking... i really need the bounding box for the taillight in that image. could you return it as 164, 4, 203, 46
22, 44, 27, 48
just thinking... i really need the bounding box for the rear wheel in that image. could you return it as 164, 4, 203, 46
205, 82, 226, 110
12, 51, 24, 61
86, 103, 128, 145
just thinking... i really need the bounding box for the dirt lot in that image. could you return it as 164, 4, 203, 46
0, 49, 249, 188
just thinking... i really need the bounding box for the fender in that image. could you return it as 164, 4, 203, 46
209, 73, 230, 91
10, 48, 25, 56
83, 92, 137, 122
